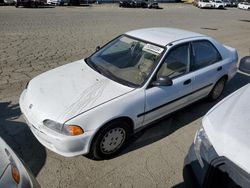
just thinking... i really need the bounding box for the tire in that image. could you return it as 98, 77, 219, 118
91, 120, 131, 160
208, 77, 226, 101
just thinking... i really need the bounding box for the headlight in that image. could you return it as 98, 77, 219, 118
43, 119, 84, 136
43, 119, 63, 132
194, 127, 217, 168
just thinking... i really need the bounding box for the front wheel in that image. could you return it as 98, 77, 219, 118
208, 77, 226, 101
91, 120, 131, 160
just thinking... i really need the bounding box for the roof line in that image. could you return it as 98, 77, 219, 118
165, 35, 206, 46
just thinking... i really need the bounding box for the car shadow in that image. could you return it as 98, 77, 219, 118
119, 72, 250, 157
18, 5, 56, 8
67, 4, 92, 7
0, 101, 46, 176
172, 182, 185, 188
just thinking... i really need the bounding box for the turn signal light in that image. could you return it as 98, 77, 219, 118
65, 125, 84, 136
11, 165, 20, 184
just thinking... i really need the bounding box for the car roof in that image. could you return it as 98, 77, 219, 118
125, 27, 205, 46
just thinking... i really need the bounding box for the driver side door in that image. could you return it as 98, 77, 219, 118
141, 42, 195, 125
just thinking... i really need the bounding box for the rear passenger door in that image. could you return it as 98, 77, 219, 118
190, 40, 223, 100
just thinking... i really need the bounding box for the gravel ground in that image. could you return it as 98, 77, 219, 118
0, 4, 250, 188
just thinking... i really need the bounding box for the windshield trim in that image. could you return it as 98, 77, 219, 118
86, 35, 167, 88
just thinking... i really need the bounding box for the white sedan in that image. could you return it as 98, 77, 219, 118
3, 0, 15, 4
198, 0, 213, 8
20, 28, 238, 159
238, 2, 250, 10
211, 0, 225, 8
46, 0, 63, 5
184, 56, 250, 187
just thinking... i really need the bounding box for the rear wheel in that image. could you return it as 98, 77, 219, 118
208, 77, 226, 101
91, 120, 131, 160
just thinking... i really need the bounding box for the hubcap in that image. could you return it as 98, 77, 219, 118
100, 128, 126, 154
213, 80, 224, 99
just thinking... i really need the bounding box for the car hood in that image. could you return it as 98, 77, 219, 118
24, 59, 134, 123
203, 83, 250, 173
0, 138, 11, 179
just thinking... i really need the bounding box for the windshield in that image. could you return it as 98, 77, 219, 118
88, 35, 164, 87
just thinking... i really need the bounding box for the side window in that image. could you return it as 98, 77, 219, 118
157, 43, 190, 79
192, 41, 221, 70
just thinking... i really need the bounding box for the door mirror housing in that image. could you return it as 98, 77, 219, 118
239, 56, 250, 76
96, 46, 101, 52
152, 76, 173, 86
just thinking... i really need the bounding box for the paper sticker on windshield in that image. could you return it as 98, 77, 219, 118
143, 44, 164, 54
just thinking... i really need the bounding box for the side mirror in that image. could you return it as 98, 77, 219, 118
96, 46, 101, 52
239, 56, 250, 76
152, 76, 173, 86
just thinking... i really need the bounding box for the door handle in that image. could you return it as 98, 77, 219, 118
217, 66, 222, 71
183, 79, 191, 85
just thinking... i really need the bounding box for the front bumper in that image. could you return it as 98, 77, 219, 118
19, 90, 95, 157
183, 144, 204, 188
203, 4, 212, 8
216, 5, 224, 8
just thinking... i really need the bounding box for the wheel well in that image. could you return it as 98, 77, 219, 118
220, 75, 228, 82
213, 75, 228, 87
114, 117, 134, 133
99, 117, 134, 134
88, 117, 134, 154
222, 75, 228, 80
